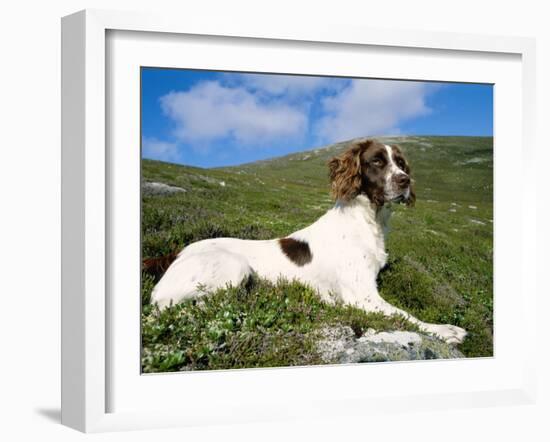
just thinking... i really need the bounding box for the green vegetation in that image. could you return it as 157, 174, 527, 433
141, 136, 493, 372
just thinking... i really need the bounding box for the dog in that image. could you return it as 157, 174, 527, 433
150, 139, 467, 344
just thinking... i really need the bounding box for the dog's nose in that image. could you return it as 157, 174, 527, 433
395, 174, 410, 188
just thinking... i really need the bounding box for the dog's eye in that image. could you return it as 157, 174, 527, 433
371, 159, 383, 167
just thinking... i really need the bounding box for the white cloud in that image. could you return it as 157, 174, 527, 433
142, 137, 182, 163
236, 73, 346, 97
160, 81, 308, 148
316, 79, 432, 142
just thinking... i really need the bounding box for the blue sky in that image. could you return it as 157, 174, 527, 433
141, 68, 493, 168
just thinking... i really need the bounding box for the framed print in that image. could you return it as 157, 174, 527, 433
61, 9, 537, 433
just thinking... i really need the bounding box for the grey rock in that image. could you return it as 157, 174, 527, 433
317, 326, 463, 364
143, 181, 186, 196
317, 326, 355, 362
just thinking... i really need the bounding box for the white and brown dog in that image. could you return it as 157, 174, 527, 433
150, 139, 467, 344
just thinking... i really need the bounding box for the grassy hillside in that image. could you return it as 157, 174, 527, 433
141, 136, 493, 372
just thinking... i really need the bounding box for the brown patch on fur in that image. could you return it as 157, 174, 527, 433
359, 141, 391, 206
390, 144, 416, 207
142, 250, 179, 280
278, 237, 313, 266
390, 145, 410, 174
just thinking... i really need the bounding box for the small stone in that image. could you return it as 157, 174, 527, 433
142, 181, 186, 196
469, 219, 486, 225
424, 348, 436, 359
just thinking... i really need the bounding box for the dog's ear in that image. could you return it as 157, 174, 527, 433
405, 183, 416, 207
328, 141, 370, 201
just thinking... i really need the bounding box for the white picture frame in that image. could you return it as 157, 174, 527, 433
61, 9, 537, 433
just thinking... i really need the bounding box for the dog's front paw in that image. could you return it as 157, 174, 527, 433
425, 324, 467, 345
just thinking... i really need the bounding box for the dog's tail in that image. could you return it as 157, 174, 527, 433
142, 250, 180, 280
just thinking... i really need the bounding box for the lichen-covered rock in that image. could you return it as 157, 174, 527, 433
142, 181, 186, 196
317, 326, 464, 364
316, 325, 356, 362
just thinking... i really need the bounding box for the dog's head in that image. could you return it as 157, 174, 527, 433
328, 139, 415, 207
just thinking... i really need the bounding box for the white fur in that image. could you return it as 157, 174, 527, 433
151, 194, 467, 344
384, 144, 408, 200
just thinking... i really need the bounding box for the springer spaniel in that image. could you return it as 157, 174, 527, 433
150, 139, 467, 344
